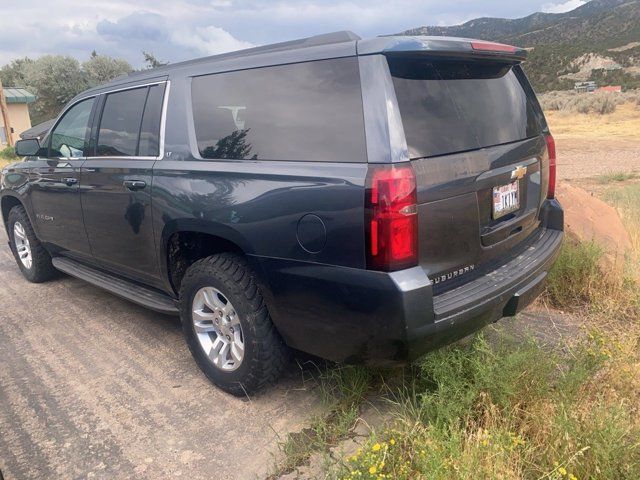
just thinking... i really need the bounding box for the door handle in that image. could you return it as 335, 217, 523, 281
123, 180, 147, 191
62, 177, 78, 186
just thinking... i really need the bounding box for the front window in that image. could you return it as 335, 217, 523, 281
49, 98, 94, 158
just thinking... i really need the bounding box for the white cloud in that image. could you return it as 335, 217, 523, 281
0, 0, 586, 67
170, 26, 254, 55
541, 0, 585, 14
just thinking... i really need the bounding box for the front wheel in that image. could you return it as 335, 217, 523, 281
7, 205, 57, 283
179, 253, 289, 395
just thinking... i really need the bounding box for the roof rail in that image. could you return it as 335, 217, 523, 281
125, 30, 361, 78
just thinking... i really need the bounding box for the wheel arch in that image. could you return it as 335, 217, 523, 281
1, 194, 26, 233
160, 219, 254, 294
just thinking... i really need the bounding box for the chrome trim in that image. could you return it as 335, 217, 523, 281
158, 80, 170, 160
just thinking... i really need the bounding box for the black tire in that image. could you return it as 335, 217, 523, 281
179, 253, 289, 395
7, 205, 57, 283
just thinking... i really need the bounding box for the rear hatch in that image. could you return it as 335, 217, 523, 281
387, 54, 551, 293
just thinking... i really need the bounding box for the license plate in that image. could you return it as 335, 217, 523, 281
492, 181, 520, 219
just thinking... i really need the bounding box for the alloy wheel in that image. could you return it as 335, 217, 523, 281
13, 222, 33, 269
191, 286, 245, 371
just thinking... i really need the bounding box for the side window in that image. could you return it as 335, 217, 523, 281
96, 87, 147, 156
191, 57, 366, 162
138, 84, 165, 157
49, 98, 94, 158
95, 84, 165, 157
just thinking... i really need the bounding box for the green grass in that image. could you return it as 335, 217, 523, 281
604, 183, 640, 257
338, 331, 640, 480
597, 171, 639, 184
544, 240, 603, 309
0, 145, 17, 160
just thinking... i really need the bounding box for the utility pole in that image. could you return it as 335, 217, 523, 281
0, 78, 13, 147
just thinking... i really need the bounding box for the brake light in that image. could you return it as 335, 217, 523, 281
365, 164, 418, 271
545, 134, 557, 199
470, 41, 518, 53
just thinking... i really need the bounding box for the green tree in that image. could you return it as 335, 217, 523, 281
142, 51, 168, 69
1, 53, 133, 124
82, 54, 132, 87
20, 55, 89, 124
0, 57, 34, 88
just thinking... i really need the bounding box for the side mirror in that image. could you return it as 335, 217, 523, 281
14, 138, 41, 157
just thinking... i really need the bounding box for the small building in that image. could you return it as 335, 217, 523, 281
604, 63, 622, 71
574, 81, 597, 93
0, 87, 36, 146
595, 85, 622, 93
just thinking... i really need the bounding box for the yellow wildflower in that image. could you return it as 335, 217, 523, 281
389, 438, 396, 446
369, 466, 377, 474
559, 467, 567, 476
372, 443, 381, 452
568, 474, 578, 480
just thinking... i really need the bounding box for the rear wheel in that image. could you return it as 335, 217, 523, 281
7, 205, 56, 283
179, 253, 289, 395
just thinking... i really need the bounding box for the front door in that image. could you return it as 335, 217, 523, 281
28, 97, 95, 257
81, 83, 166, 284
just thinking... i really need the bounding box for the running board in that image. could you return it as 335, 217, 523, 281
52, 257, 179, 315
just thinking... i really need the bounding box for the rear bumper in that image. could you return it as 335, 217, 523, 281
251, 200, 564, 366
406, 226, 563, 361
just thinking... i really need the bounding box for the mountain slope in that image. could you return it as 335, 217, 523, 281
401, 0, 640, 91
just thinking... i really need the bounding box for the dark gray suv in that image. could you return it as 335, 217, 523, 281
2, 31, 563, 395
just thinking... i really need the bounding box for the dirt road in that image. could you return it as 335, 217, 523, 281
0, 227, 320, 480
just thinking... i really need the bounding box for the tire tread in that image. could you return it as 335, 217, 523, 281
179, 253, 288, 395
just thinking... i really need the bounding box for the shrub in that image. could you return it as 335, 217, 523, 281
545, 240, 602, 309
539, 89, 640, 114
0, 145, 18, 159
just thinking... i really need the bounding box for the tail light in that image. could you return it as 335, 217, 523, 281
470, 41, 518, 54
365, 163, 418, 271
545, 134, 557, 199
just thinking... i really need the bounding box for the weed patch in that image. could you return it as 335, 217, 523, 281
338, 329, 640, 480
544, 240, 602, 309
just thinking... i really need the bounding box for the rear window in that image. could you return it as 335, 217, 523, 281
388, 57, 542, 159
191, 57, 366, 162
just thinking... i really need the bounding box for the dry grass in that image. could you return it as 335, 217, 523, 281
540, 90, 640, 115
545, 101, 640, 140
0, 158, 16, 169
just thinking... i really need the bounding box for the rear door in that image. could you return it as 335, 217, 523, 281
81, 82, 166, 284
387, 56, 549, 291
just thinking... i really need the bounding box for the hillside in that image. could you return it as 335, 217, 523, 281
401, 0, 640, 92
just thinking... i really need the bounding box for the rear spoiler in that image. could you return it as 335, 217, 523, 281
357, 36, 527, 62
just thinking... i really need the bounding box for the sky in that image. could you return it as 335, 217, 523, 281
0, 0, 586, 67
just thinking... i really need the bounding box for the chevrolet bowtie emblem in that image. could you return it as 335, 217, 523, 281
511, 165, 527, 180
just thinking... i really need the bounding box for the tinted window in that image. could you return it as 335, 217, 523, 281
138, 84, 165, 157
388, 58, 542, 159
191, 57, 366, 162
97, 87, 147, 156
50, 98, 94, 158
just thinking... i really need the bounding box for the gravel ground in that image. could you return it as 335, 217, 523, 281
0, 227, 321, 480
557, 137, 640, 180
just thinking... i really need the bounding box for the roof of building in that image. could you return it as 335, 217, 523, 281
595, 85, 622, 93
4, 87, 37, 104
